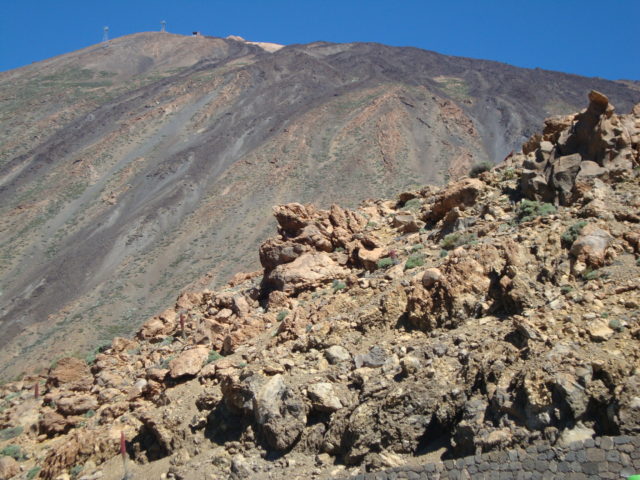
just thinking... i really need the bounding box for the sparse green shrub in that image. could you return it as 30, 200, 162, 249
70, 464, 83, 479
160, 336, 175, 347
517, 199, 556, 223
469, 162, 493, 178
439, 249, 448, 258
0, 426, 23, 440
636, 257, 640, 267
332, 279, 347, 293
276, 310, 288, 322
206, 350, 223, 364
582, 267, 599, 281
84, 409, 95, 418
404, 253, 425, 270
411, 244, 423, 252
27, 467, 41, 480
5, 392, 20, 402
501, 168, 517, 180
0, 444, 26, 460
85, 342, 111, 365
560, 285, 573, 295
441, 233, 461, 250
334, 246, 345, 253
366, 221, 378, 229
401, 198, 422, 212
158, 355, 175, 369
376, 257, 394, 269
561, 221, 588, 247
441, 232, 477, 250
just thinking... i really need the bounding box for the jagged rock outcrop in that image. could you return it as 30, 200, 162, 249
260, 203, 369, 295
520, 90, 640, 205
137, 309, 178, 341
46, 357, 93, 392
406, 239, 541, 330
40, 427, 125, 480
220, 372, 308, 451
426, 178, 485, 222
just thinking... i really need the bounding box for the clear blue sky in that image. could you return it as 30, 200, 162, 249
1, 0, 638, 80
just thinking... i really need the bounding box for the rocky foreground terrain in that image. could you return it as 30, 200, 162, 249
0, 91, 639, 479
1, 32, 639, 380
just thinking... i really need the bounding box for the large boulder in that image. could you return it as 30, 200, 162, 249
570, 225, 613, 269
259, 237, 311, 271
576, 160, 608, 181
421, 268, 442, 289
46, 357, 93, 392
550, 153, 582, 204
194, 318, 227, 347
273, 203, 317, 236
137, 308, 177, 340
55, 393, 98, 416
553, 373, 589, 419
0, 456, 19, 480
618, 374, 640, 434
39, 408, 74, 436
357, 247, 385, 271
254, 375, 308, 450
585, 319, 614, 342
307, 382, 346, 412
391, 212, 420, 233
266, 252, 348, 293
221, 373, 308, 451
168, 346, 209, 378
427, 178, 484, 222
135, 408, 179, 455
324, 345, 351, 364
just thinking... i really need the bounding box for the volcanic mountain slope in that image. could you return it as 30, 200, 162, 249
0, 32, 639, 379
0, 91, 638, 480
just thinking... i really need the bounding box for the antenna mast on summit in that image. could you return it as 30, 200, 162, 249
160, 20, 166, 32
102, 26, 109, 42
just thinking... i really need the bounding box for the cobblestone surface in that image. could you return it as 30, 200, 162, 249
335, 436, 640, 479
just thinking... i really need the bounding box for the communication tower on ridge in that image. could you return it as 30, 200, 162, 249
161, 20, 166, 32
102, 26, 109, 42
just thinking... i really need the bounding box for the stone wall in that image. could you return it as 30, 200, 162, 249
338, 435, 640, 479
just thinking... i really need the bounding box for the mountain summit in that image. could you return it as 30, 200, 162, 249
0, 32, 638, 379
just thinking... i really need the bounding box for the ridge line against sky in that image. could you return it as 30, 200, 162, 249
0, 0, 639, 80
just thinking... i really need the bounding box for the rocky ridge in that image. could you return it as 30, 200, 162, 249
2, 31, 639, 381
0, 92, 639, 479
